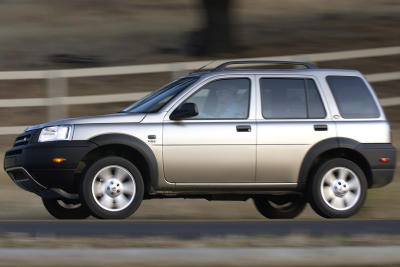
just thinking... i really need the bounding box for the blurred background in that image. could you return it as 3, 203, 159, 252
0, 0, 399, 220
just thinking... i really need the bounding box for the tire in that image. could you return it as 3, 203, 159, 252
308, 158, 368, 218
42, 198, 91, 219
253, 195, 306, 219
79, 156, 144, 219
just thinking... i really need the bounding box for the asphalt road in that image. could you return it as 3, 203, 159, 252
0, 220, 399, 238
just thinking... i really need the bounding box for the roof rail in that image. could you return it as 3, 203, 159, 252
212, 60, 317, 71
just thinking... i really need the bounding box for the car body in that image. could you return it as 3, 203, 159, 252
3, 60, 396, 219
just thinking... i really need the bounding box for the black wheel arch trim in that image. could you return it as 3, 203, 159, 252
87, 134, 159, 192
298, 137, 339, 188
297, 137, 396, 189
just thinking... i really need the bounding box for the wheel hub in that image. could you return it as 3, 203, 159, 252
92, 165, 136, 212
320, 166, 361, 211
105, 178, 123, 198
332, 179, 349, 196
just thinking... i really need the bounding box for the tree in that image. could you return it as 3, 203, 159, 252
185, 0, 234, 56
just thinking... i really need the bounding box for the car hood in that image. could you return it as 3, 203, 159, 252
26, 113, 146, 131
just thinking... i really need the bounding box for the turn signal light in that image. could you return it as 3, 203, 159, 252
53, 158, 66, 163
379, 157, 390, 163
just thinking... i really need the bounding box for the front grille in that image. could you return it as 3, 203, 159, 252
13, 129, 39, 147
14, 133, 31, 146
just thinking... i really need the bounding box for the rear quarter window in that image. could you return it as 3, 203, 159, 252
326, 76, 380, 119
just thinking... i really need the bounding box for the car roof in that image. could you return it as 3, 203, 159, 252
184, 60, 363, 80
189, 68, 362, 79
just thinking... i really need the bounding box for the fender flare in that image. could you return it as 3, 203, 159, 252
87, 134, 159, 190
297, 137, 363, 188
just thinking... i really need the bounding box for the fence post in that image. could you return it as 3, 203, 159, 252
170, 63, 188, 80
291, 55, 314, 68
45, 71, 68, 122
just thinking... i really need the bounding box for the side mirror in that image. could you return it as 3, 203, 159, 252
170, 103, 198, 120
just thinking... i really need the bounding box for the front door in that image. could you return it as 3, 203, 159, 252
163, 76, 256, 183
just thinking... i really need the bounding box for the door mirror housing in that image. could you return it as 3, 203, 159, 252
170, 103, 198, 120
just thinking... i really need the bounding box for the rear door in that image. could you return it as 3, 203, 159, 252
256, 76, 336, 183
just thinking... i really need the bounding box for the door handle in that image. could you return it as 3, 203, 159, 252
236, 125, 251, 132
314, 124, 328, 131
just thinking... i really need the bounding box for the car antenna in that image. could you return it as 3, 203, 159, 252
191, 60, 216, 73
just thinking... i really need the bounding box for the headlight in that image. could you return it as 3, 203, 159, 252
38, 125, 73, 142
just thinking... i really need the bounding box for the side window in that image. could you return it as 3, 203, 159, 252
260, 78, 326, 119
307, 79, 326, 119
327, 76, 380, 119
183, 78, 250, 119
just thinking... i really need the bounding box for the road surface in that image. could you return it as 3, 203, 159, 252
0, 220, 399, 237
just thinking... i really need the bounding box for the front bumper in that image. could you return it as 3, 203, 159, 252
4, 132, 97, 194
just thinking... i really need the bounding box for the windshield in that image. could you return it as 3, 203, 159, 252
122, 77, 199, 113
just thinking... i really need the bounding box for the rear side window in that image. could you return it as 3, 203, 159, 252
260, 78, 326, 119
327, 76, 380, 119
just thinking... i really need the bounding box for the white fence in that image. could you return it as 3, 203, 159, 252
1, 46, 400, 135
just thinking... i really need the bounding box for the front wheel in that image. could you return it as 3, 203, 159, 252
253, 195, 306, 219
79, 156, 144, 219
42, 198, 91, 219
308, 158, 367, 218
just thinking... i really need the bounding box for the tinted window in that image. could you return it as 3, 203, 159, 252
261, 79, 306, 119
183, 78, 250, 119
327, 76, 380, 118
260, 78, 326, 119
307, 79, 326, 118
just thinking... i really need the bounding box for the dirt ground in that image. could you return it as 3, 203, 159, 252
0, 0, 399, 220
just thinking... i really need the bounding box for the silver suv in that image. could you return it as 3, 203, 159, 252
4, 60, 396, 220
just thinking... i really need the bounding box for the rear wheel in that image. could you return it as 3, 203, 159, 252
253, 195, 306, 219
79, 156, 144, 219
308, 158, 367, 218
42, 198, 90, 219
